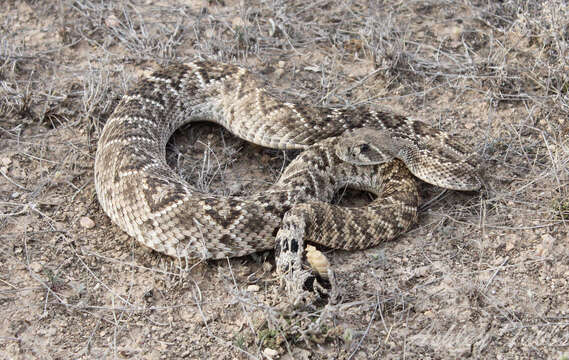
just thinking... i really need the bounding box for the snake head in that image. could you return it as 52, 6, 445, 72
335, 128, 399, 165
335, 127, 482, 191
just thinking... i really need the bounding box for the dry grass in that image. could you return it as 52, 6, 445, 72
1, 0, 568, 358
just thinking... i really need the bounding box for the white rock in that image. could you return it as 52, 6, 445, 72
247, 284, 260, 292
1, 157, 12, 166
263, 347, 278, 359
30, 262, 42, 273
80, 216, 95, 229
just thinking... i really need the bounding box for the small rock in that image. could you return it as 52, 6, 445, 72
46, 327, 57, 337
263, 347, 278, 359
464, 122, 476, 130
29, 262, 42, 273
535, 244, 546, 257
541, 233, 555, 246
247, 284, 260, 292
80, 216, 95, 229
505, 234, 519, 252
104, 15, 120, 28
54, 222, 66, 231
204, 28, 215, 39
227, 183, 243, 195
231, 16, 245, 27
535, 234, 555, 256
274, 68, 285, 78
1, 157, 11, 166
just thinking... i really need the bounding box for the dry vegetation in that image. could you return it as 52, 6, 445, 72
1, 0, 568, 358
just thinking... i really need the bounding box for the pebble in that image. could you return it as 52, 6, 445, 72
263, 347, 278, 359
247, 284, 260, 292
535, 234, 555, 256
29, 262, 42, 273
104, 15, 120, 28
80, 216, 95, 229
1, 157, 12, 166
505, 234, 519, 252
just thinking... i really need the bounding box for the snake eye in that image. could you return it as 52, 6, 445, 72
360, 144, 370, 152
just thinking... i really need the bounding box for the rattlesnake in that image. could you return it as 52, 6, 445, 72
94, 61, 480, 299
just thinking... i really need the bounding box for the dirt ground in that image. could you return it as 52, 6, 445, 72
1, 0, 568, 358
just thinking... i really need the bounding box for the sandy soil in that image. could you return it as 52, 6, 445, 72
1, 0, 568, 358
